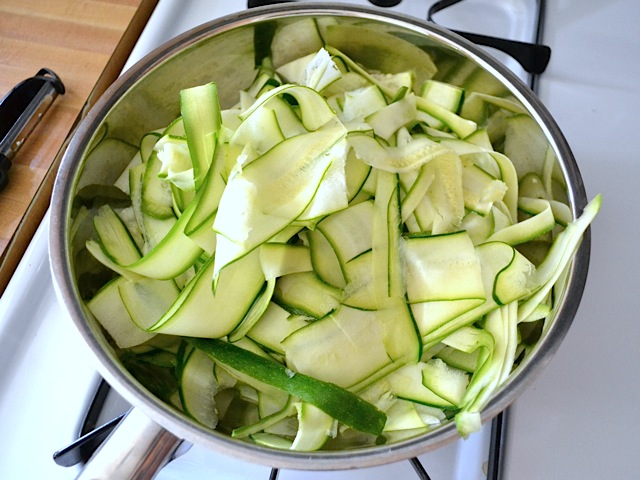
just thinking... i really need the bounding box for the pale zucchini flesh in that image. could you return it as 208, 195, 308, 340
77, 28, 601, 452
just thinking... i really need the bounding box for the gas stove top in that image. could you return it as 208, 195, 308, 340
1, 1, 639, 479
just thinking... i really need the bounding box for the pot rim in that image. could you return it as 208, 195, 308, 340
49, 2, 590, 471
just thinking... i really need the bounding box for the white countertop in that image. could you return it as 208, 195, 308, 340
505, 0, 640, 478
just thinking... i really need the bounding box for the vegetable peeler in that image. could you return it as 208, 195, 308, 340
0, 68, 65, 191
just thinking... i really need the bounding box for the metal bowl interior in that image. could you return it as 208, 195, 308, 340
49, 3, 590, 471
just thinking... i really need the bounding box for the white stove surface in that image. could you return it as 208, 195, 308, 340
1, 1, 639, 479
503, 1, 640, 478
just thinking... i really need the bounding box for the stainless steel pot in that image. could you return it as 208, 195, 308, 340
49, 3, 590, 477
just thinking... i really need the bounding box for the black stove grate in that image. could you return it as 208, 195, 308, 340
427, 0, 550, 85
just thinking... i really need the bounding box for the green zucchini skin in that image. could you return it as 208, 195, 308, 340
187, 337, 387, 436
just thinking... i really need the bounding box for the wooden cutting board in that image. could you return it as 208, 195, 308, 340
0, 0, 158, 295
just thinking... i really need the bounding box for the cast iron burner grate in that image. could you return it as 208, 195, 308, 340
54, 1, 547, 478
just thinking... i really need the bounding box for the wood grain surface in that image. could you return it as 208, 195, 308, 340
0, 0, 158, 295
